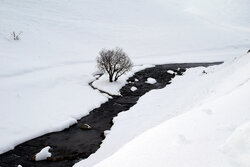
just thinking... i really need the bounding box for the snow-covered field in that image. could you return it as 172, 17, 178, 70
0, 0, 250, 166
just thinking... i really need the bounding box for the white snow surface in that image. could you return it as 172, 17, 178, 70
145, 78, 157, 84
75, 54, 250, 167
0, 0, 250, 160
35, 146, 52, 161
167, 70, 175, 74
221, 122, 250, 167
130, 86, 137, 92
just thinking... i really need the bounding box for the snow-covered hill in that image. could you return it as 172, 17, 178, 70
0, 0, 250, 166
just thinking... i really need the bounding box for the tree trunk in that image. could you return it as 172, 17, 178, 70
114, 72, 119, 81
109, 74, 113, 82
114, 76, 118, 81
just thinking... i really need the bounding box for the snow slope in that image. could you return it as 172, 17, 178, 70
0, 0, 250, 157
81, 53, 250, 167
1, 0, 249, 76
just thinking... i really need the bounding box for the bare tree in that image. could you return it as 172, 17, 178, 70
12, 31, 22, 40
97, 47, 133, 82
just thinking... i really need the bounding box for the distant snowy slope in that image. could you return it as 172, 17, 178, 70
0, 0, 249, 75
157, 0, 250, 28
182, 0, 250, 30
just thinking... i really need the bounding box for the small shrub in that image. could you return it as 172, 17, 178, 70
12, 31, 22, 40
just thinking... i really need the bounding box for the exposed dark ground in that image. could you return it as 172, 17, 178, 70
0, 62, 222, 167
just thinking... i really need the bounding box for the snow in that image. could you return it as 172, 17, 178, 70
0, 0, 250, 162
130, 86, 137, 92
145, 78, 157, 84
104, 130, 110, 136
221, 122, 250, 167
92, 64, 153, 95
35, 146, 52, 161
167, 70, 175, 74
75, 54, 250, 167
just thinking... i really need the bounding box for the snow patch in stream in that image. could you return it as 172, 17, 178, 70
145, 78, 157, 84
35, 146, 52, 161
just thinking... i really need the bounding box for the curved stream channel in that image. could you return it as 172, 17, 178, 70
0, 63, 222, 167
